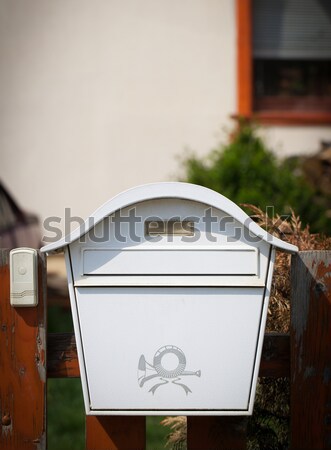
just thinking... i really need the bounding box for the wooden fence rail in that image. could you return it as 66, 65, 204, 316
1, 250, 330, 449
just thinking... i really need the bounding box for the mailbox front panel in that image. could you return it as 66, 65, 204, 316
74, 286, 266, 414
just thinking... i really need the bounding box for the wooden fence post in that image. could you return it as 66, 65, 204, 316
187, 416, 247, 450
85, 416, 145, 450
291, 251, 331, 449
0, 249, 46, 450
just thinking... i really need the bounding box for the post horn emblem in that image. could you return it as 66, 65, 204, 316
138, 345, 201, 395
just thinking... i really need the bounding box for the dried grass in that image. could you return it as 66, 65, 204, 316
242, 205, 331, 333
160, 416, 187, 450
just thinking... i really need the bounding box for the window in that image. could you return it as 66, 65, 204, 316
237, 0, 331, 124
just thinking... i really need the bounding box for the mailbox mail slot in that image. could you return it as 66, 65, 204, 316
82, 247, 259, 275
41, 182, 297, 415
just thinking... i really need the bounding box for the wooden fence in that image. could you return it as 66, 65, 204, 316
0, 250, 330, 449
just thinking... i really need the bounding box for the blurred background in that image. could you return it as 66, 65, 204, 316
0, 0, 330, 449
1, 0, 331, 237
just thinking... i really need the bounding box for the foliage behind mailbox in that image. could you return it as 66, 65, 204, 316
41, 182, 297, 415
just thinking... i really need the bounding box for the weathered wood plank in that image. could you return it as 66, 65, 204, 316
85, 416, 146, 450
291, 251, 331, 449
187, 416, 247, 450
47, 332, 79, 377
260, 333, 290, 377
47, 332, 289, 379
0, 250, 46, 449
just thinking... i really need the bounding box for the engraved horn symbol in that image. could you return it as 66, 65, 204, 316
138, 354, 157, 387
138, 345, 201, 390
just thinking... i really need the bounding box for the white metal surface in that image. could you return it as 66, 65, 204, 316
41, 182, 298, 254
82, 246, 258, 275
76, 286, 265, 414
247, 247, 275, 414
64, 248, 91, 414
10, 248, 38, 307
73, 276, 266, 288
68, 197, 272, 287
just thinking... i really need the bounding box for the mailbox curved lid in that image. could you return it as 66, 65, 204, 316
41, 182, 298, 254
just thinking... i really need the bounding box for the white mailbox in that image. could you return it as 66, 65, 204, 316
41, 182, 297, 416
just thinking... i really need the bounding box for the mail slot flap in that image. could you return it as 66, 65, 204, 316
82, 246, 259, 276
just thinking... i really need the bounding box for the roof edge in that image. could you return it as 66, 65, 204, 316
41, 182, 298, 254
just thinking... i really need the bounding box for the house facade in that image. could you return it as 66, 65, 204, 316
0, 0, 330, 237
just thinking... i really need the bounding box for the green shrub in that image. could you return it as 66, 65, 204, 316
181, 120, 330, 233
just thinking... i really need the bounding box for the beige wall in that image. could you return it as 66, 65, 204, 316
0, 0, 330, 238
260, 126, 331, 157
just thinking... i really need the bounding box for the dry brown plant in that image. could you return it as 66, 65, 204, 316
242, 205, 331, 333
161, 416, 187, 450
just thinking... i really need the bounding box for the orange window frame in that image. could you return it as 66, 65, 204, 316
236, 0, 331, 125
